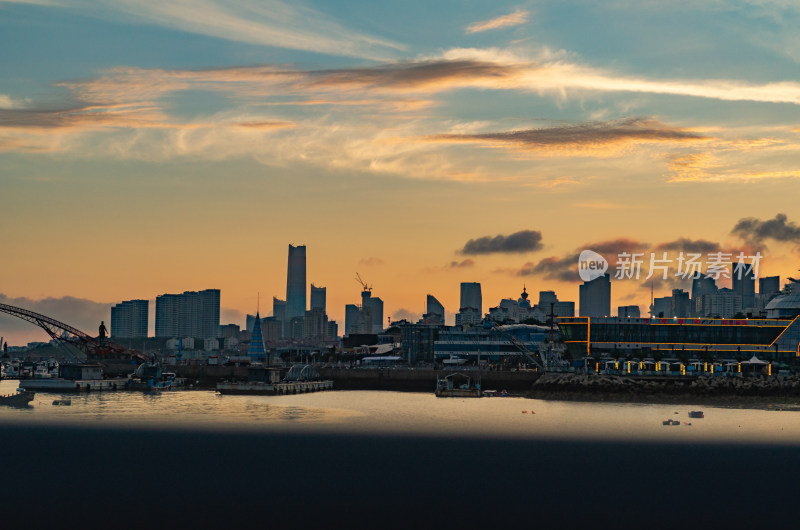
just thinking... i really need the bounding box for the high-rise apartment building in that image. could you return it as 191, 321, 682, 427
310, 284, 326, 313
459, 282, 482, 313
272, 297, 286, 338
733, 264, 756, 309
286, 244, 306, 333
110, 299, 148, 338
670, 289, 692, 317
363, 294, 384, 334
344, 304, 361, 336
759, 276, 780, 300
618, 305, 641, 318
579, 274, 611, 318
155, 289, 220, 338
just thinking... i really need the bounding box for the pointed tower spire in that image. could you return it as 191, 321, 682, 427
247, 303, 266, 362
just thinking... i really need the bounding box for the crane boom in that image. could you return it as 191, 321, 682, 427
488, 318, 546, 370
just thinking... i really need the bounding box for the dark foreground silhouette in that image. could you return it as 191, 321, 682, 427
0, 423, 793, 529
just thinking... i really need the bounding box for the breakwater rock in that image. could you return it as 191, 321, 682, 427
528, 373, 800, 407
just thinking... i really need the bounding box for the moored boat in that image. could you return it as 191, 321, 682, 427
0, 389, 35, 407
435, 372, 482, 398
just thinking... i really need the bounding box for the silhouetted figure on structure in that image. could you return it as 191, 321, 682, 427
99, 321, 108, 343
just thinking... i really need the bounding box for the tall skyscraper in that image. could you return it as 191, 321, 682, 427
363, 295, 384, 333
691, 274, 718, 316
286, 244, 307, 332
733, 264, 756, 309
155, 289, 220, 338
579, 274, 611, 318
670, 289, 691, 317
110, 299, 148, 338
759, 276, 780, 298
310, 284, 326, 313
345, 304, 360, 335
459, 282, 482, 313
272, 297, 286, 338
425, 294, 445, 324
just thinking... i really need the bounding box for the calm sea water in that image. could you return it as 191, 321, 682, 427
2, 379, 798, 443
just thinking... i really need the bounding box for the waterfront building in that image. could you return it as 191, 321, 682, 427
426, 294, 445, 325
765, 283, 800, 319
558, 315, 800, 361
618, 305, 641, 318
433, 324, 549, 364
110, 299, 148, 338
155, 289, 220, 338
286, 244, 306, 334
579, 274, 611, 318
395, 321, 445, 364
310, 284, 326, 313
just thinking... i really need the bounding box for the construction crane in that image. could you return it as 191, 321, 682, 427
354, 272, 372, 294
487, 318, 546, 371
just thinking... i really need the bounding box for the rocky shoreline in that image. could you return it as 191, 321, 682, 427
527, 373, 800, 410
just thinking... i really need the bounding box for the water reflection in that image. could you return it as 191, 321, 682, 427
1, 380, 799, 443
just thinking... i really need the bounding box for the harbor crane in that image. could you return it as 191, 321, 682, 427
0, 302, 152, 363
487, 318, 546, 371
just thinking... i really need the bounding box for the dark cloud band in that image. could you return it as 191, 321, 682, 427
460, 230, 543, 255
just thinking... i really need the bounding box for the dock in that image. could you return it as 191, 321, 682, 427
217, 380, 333, 395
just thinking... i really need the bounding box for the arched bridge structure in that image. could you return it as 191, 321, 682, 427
0, 302, 151, 362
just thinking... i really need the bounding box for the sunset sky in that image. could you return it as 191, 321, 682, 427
2, 0, 800, 344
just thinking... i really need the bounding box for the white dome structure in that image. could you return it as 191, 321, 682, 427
766, 286, 800, 319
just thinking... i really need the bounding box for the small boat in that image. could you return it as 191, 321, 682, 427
0, 389, 35, 407
52, 399, 72, 406
662, 419, 680, 426
688, 411, 704, 419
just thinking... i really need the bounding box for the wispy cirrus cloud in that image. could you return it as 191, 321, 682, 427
1, 0, 404, 59
5, 48, 800, 181
465, 9, 529, 34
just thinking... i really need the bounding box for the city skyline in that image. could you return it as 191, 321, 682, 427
3, 1, 800, 343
